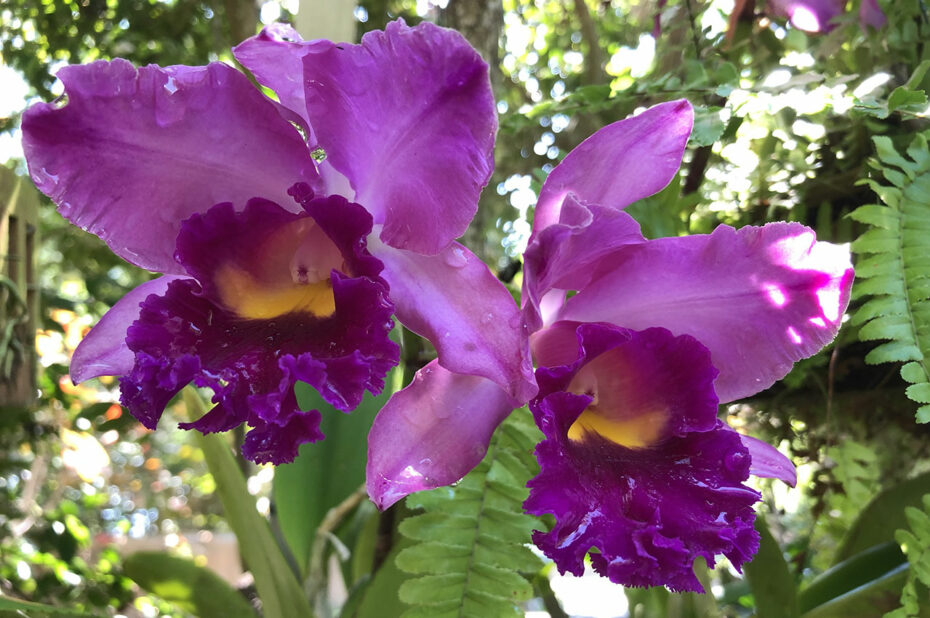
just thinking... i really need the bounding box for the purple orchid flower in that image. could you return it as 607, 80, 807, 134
23, 20, 534, 465
519, 99, 854, 591
766, 0, 885, 32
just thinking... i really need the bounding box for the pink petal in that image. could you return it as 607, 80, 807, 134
371, 240, 536, 402
366, 361, 518, 509
559, 223, 854, 402
300, 20, 496, 254
522, 197, 645, 331
767, 0, 844, 32
22, 60, 320, 273
233, 23, 327, 135
531, 99, 692, 237
739, 433, 797, 487
71, 275, 187, 383
859, 0, 886, 29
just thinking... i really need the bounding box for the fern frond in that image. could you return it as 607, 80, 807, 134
885, 494, 930, 617
396, 408, 544, 618
850, 132, 930, 423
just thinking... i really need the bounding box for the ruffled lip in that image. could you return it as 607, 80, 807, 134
525, 322, 761, 592
119, 191, 399, 464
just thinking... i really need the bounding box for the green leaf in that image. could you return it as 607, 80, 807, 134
851, 132, 930, 423
395, 408, 543, 618
0, 595, 95, 617
744, 516, 799, 618
800, 565, 912, 618
274, 370, 396, 574
888, 87, 929, 115
691, 106, 726, 147
349, 518, 416, 618
906, 61, 930, 90
624, 173, 697, 239
184, 390, 314, 618
836, 472, 930, 562
123, 551, 256, 617
799, 542, 907, 613
886, 494, 930, 617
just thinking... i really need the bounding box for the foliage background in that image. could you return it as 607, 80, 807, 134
1, 0, 929, 616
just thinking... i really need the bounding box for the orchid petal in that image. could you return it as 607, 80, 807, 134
366, 361, 518, 509
559, 222, 854, 402
22, 60, 320, 273
767, 0, 844, 32
71, 275, 187, 383
526, 322, 759, 592
233, 23, 327, 132
522, 197, 645, 330
371, 239, 536, 402
531, 100, 692, 236
740, 433, 797, 487
859, 0, 886, 30
301, 20, 496, 254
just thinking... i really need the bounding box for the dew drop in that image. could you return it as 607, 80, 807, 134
444, 246, 468, 268
34, 167, 60, 186
480, 312, 494, 325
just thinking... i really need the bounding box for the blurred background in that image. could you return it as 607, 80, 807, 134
1, 1, 929, 616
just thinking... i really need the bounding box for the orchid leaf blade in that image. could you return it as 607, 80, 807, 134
744, 516, 800, 618
123, 551, 257, 617
274, 371, 395, 576
184, 389, 314, 618
0, 594, 96, 617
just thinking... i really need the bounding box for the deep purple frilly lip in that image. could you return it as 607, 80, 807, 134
120, 189, 399, 464
525, 322, 760, 592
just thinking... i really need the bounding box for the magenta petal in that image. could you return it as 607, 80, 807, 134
71, 275, 187, 383
531, 100, 692, 236
233, 23, 329, 133
301, 19, 496, 253
526, 323, 760, 592
740, 433, 797, 487
859, 0, 886, 29
559, 223, 854, 402
767, 0, 844, 32
366, 360, 518, 509
522, 197, 645, 331
371, 240, 536, 402
22, 60, 320, 273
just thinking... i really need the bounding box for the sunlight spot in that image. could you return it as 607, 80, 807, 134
854, 72, 892, 98
790, 8, 821, 32
810, 316, 827, 328
787, 326, 803, 344
762, 68, 792, 89
765, 284, 788, 307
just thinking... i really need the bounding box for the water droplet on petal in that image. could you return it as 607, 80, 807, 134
444, 246, 468, 268
480, 312, 494, 325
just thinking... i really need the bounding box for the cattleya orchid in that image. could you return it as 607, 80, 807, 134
23, 20, 534, 465
369, 100, 854, 591
521, 100, 853, 591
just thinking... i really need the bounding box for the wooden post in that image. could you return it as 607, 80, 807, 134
0, 166, 39, 408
